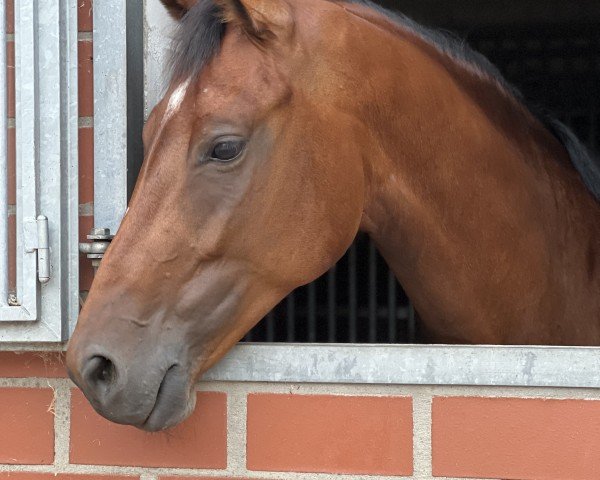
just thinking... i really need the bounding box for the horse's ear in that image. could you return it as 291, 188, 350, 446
216, 0, 294, 41
160, 0, 198, 20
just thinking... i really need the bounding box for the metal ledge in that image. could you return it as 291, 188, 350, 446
0, 343, 599, 388
205, 344, 600, 388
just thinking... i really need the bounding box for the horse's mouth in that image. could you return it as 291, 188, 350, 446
139, 364, 193, 432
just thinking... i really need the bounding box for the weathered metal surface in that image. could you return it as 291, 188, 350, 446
0, 0, 40, 322
36, 216, 50, 284
205, 344, 600, 388
0, 340, 598, 388
63, 0, 81, 339
0, 0, 79, 341
93, 0, 128, 234
143, 1, 175, 119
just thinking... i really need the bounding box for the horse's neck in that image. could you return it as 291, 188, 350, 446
352, 24, 600, 345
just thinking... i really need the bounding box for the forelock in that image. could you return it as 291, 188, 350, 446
169, 0, 226, 81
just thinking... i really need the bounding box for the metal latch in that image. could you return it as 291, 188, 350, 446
23, 215, 51, 284
79, 228, 114, 273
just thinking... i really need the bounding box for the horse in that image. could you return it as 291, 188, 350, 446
66, 0, 600, 431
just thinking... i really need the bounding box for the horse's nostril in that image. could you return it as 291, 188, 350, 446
96, 357, 115, 383
84, 355, 117, 391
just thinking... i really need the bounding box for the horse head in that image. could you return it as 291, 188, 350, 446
67, 0, 366, 431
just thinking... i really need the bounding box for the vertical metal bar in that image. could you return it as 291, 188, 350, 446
126, 1, 144, 199
14, 0, 38, 316
368, 240, 377, 342
286, 292, 295, 342
308, 282, 316, 342
63, 0, 81, 337
348, 242, 357, 342
0, 0, 8, 306
327, 266, 336, 343
408, 301, 416, 343
265, 311, 275, 342
387, 269, 397, 343
37, 0, 65, 333
93, 0, 128, 233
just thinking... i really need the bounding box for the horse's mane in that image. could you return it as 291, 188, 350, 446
347, 0, 600, 201
169, 0, 600, 202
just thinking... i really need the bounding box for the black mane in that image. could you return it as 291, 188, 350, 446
169, 0, 600, 201
169, 0, 225, 81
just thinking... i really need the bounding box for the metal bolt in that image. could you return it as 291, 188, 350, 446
80, 227, 114, 275
7, 293, 19, 306
90, 227, 111, 236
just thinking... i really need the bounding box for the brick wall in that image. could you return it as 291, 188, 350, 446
0, 351, 599, 480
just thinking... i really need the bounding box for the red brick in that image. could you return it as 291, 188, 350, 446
6, 0, 13, 34
432, 397, 600, 480
0, 388, 55, 465
7, 40, 14, 118
79, 127, 93, 204
0, 352, 68, 378
247, 393, 413, 476
78, 0, 93, 32
0, 475, 135, 480
78, 40, 93, 117
70, 389, 227, 469
79, 215, 95, 291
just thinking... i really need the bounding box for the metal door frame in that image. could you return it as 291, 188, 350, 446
92, 1, 144, 233
0, 0, 79, 342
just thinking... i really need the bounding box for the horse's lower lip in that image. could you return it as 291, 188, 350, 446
140, 365, 185, 432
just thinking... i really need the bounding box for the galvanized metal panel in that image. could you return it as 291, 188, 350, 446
143, 0, 176, 119
34, 0, 64, 340
37, 0, 79, 341
0, 0, 78, 341
0, 342, 597, 389
0, 0, 40, 322
93, 0, 128, 233
62, 0, 81, 339
205, 344, 600, 388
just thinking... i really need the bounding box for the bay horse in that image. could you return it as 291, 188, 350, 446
67, 0, 600, 431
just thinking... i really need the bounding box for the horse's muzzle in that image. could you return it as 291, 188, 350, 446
67, 347, 195, 432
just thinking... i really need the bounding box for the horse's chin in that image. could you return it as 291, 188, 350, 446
139, 385, 196, 432
137, 367, 197, 432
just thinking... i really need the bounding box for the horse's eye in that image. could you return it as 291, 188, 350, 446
209, 139, 245, 162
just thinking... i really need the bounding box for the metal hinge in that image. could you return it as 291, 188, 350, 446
23, 215, 51, 284
79, 228, 114, 274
